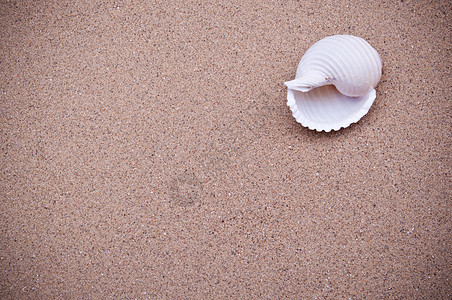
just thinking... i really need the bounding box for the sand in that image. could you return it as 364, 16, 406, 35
1, 0, 450, 298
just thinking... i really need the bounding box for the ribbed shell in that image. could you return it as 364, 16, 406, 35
285, 35, 382, 132
296, 35, 382, 97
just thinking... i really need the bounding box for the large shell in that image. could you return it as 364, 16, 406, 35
285, 35, 382, 132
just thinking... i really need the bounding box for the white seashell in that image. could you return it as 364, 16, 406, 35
285, 35, 382, 132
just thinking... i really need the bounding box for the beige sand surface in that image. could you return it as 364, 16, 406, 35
1, 0, 450, 298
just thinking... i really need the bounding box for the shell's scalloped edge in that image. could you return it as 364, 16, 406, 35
287, 89, 376, 132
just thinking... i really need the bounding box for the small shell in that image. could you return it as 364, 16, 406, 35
285, 35, 382, 132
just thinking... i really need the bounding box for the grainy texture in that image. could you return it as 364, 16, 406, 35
0, 0, 450, 298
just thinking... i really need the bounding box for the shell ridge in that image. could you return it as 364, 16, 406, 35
360, 40, 382, 85
309, 55, 342, 82
353, 39, 377, 87
322, 36, 362, 96
344, 37, 369, 83
336, 36, 373, 96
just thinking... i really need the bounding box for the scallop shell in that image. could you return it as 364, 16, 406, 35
285, 35, 382, 132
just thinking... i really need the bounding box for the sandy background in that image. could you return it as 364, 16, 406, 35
1, 0, 450, 298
